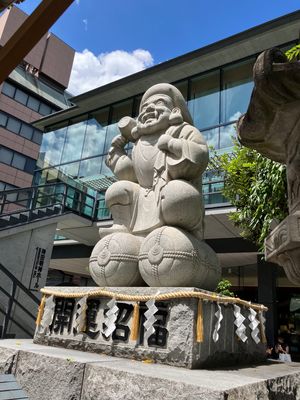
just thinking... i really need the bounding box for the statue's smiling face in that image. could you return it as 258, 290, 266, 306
137, 94, 174, 134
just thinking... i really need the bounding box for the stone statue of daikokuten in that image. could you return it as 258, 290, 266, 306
89, 83, 220, 288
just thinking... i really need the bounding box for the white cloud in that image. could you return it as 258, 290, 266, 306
68, 48, 154, 95
82, 19, 88, 31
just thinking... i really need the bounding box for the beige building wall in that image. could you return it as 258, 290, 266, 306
0, 6, 74, 193
40, 34, 75, 88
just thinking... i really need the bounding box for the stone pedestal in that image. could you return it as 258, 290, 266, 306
34, 287, 267, 369
265, 212, 300, 283
1, 339, 300, 400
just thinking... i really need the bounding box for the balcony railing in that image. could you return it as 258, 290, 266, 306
0, 182, 111, 221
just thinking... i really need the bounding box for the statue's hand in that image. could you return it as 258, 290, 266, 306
157, 134, 172, 151
111, 135, 127, 150
107, 135, 127, 167
158, 134, 182, 158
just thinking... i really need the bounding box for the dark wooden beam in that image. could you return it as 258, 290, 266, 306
0, 1, 16, 13
0, 0, 74, 84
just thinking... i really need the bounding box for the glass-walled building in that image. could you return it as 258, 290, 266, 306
34, 56, 256, 207
34, 10, 300, 353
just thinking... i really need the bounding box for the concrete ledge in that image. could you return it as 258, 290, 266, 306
1, 340, 300, 399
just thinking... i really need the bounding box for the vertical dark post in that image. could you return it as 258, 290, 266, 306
0, 192, 6, 214
257, 255, 278, 346
92, 194, 98, 221
62, 184, 67, 212
3, 281, 16, 338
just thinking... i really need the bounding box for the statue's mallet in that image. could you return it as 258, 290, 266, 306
118, 117, 137, 143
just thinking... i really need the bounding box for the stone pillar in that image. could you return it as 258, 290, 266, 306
257, 255, 278, 346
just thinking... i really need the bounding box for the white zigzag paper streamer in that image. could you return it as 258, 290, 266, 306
212, 304, 223, 342
40, 295, 55, 333
143, 299, 158, 344
102, 299, 119, 338
233, 305, 247, 342
248, 307, 260, 344
74, 296, 88, 334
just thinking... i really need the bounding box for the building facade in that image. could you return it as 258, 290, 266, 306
0, 7, 74, 210
33, 11, 300, 350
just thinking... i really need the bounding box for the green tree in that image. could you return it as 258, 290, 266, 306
215, 279, 235, 297
285, 44, 300, 61
211, 143, 288, 250
209, 45, 298, 250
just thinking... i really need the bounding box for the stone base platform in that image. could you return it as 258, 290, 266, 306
34, 287, 267, 369
1, 340, 300, 400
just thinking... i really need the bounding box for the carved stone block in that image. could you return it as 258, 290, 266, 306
34, 287, 267, 369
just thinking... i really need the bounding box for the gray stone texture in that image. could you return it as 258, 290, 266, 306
237, 48, 300, 283
34, 287, 266, 369
0, 347, 18, 374
1, 340, 300, 400
15, 350, 85, 400
89, 83, 220, 289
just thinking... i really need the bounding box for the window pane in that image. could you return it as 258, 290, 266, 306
59, 161, 80, 178
15, 88, 28, 105
219, 123, 236, 150
0, 112, 8, 127
0, 147, 13, 164
100, 155, 114, 177
27, 96, 40, 112
24, 158, 36, 174
2, 82, 15, 97
7, 117, 21, 134
188, 71, 220, 130
39, 127, 67, 166
61, 120, 87, 163
111, 100, 133, 124
0, 181, 5, 190
32, 130, 43, 145
20, 123, 33, 140
39, 102, 52, 116
104, 123, 120, 154
202, 127, 219, 149
221, 59, 254, 123
203, 170, 226, 205
83, 109, 109, 158
12, 153, 26, 170
132, 95, 142, 118
5, 183, 17, 190
174, 80, 188, 100
78, 156, 102, 178
46, 168, 59, 183
104, 100, 133, 153
37, 169, 48, 185
6, 192, 17, 202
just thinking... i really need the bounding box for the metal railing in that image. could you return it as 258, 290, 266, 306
0, 182, 111, 222
0, 263, 40, 338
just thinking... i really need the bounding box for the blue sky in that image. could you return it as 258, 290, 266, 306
18, 0, 300, 94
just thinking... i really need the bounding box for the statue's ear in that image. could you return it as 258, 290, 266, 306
169, 107, 183, 125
